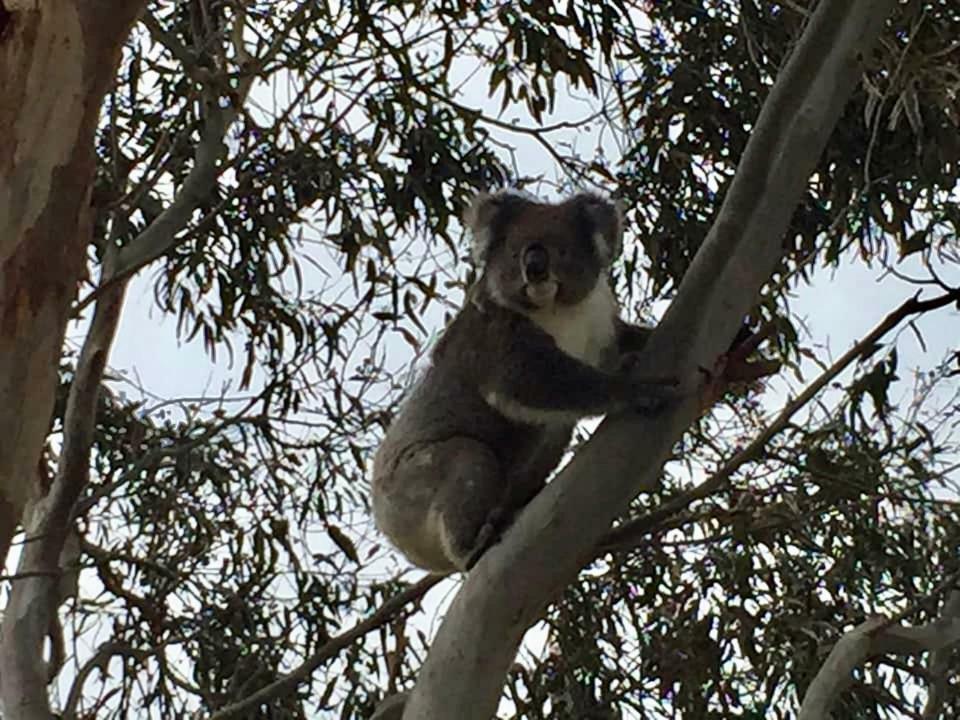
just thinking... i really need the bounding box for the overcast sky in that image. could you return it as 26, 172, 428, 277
85, 30, 960, 717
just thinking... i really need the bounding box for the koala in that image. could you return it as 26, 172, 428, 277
371, 191, 677, 573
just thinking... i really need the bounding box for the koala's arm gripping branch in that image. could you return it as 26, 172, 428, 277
403, 2, 895, 718
481, 326, 672, 421
615, 319, 653, 355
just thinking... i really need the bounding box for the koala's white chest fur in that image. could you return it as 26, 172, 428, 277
529, 281, 617, 368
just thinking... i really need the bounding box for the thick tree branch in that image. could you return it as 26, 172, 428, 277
107, 100, 235, 280
600, 288, 960, 554
0, 279, 128, 720
922, 588, 960, 719
404, 2, 896, 717
207, 574, 443, 720
800, 578, 960, 720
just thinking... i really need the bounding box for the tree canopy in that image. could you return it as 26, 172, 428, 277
1, 1, 959, 719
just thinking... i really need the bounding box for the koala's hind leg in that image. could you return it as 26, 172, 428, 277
428, 438, 505, 571
378, 437, 505, 572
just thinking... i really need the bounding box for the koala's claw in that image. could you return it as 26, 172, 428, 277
463, 518, 502, 571
619, 352, 680, 400
723, 321, 781, 383
698, 356, 729, 409
698, 323, 781, 409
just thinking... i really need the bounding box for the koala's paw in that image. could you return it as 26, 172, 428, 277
619, 352, 680, 404
698, 322, 781, 410
462, 506, 507, 571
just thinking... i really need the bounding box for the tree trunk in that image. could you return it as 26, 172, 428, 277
0, 4, 146, 718
403, 1, 896, 716
0, 0, 146, 566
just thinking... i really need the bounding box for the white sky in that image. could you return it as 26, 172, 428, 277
64, 13, 960, 718
96, 110, 960, 720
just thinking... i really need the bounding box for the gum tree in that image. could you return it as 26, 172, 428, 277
1, 1, 959, 719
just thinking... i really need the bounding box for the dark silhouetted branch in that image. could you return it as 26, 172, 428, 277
405, 2, 897, 717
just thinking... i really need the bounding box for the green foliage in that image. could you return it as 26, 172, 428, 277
43, 0, 960, 718
542, 356, 960, 717
617, 0, 960, 293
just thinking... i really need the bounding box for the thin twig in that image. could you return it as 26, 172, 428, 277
207, 574, 444, 720
600, 288, 960, 554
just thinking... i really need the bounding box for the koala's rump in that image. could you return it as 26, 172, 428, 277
372, 366, 573, 570
372, 436, 500, 571
372, 428, 570, 572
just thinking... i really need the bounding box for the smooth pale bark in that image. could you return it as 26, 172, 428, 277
0, 6, 253, 716
0, 0, 147, 565
799, 608, 960, 720
404, 1, 897, 717
0, 3, 146, 719
1, 280, 127, 720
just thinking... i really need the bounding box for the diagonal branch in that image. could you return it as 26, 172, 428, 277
207, 574, 443, 720
74, 6, 257, 314
404, 2, 897, 717
0, 278, 129, 720
922, 588, 960, 719
600, 288, 960, 554
799, 573, 960, 720
107, 80, 248, 278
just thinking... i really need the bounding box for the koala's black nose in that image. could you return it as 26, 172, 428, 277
523, 244, 550, 282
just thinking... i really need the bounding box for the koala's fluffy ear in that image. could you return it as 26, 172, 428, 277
575, 193, 624, 265
463, 191, 529, 266
463, 192, 503, 266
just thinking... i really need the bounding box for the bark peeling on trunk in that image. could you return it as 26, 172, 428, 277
0, 1, 146, 567
0, 4, 150, 714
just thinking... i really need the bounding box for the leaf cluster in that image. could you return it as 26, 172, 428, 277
46, 1, 960, 718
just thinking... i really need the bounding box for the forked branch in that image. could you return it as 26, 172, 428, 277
404, 2, 897, 717
601, 288, 960, 555
799, 574, 960, 720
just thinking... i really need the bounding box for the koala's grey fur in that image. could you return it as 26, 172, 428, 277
369, 692, 408, 720
371, 191, 673, 573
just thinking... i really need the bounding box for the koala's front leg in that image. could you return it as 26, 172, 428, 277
481, 323, 677, 423
616, 319, 654, 355
616, 319, 779, 388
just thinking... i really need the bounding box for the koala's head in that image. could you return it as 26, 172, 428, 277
464, 191, 623, 312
